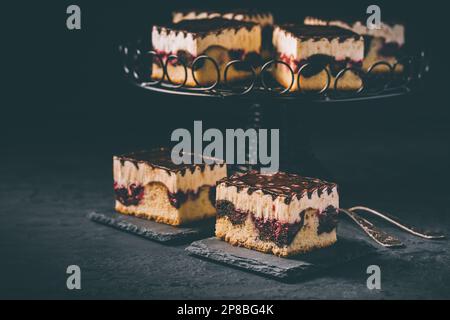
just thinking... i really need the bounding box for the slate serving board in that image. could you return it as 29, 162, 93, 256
87, 210, 215, 244
186, 229, 378, 281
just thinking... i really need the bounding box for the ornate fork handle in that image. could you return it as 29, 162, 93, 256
339, 208, 404, 248
349, 206, 445, 240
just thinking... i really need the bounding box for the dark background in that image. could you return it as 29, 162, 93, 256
1, 0, 449, 299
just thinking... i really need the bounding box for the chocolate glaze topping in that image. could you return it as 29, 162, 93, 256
154, 18, 257, 39
278, 24, 362, 42
218, 171, 337, 203
175, 8, 273, 21
114, 148, 224, 177
305, 16, 404, 29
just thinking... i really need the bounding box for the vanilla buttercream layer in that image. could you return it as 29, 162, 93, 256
172, 11, 274, 26
304, 17, 405, 46
216, 183, 339, 224
113, 157, 227, 194
152, 25, 261, 57
272, 26, 364, 62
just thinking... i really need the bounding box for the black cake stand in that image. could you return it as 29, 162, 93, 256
119, 44, 429, 181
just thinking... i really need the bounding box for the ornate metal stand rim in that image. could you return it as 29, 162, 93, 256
119, 44, 429, 101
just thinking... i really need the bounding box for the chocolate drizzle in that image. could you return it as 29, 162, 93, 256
114, 148, 224, 177
154, 18, 258, 40
175, 8, 273, 22
305, 16, 405, 31
278, 24, 362, 42
218, 171, 337, 203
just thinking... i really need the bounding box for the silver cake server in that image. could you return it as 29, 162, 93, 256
349, 206, 446, 240
339, 208, 404, 248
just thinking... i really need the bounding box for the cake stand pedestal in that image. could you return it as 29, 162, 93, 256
120, 46, 428, 182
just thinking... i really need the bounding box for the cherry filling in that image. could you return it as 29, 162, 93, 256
229, 50, 263, 69
317, 206, 339, 235
169, 186, 216, 209
278, 53, 362, 78
252, 213, 305, 247
154, 50, 196, 67
114, 182, 144, 206
216, 200, 248, 225
168, 190, 203, 209
216, 200, 339, 247
154, 49, 262, 69
114, 182, 214, 209
168, 191, 187, 209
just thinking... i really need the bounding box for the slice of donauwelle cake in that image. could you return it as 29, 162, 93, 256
272, 24, 364, 91
151, 18, 261, 86
113, 149, 227, 226
304, 17, 405, 73
215, 171, 339, 257
172, 9, 274, 60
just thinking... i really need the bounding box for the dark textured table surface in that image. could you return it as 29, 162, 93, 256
1, 128, 449, 300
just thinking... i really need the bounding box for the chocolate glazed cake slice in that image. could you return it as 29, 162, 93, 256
215, 171, 339, 257
151, 18, 261, 86
272, 25, 364, 91
172, 9, 274, 60
113, 149, 227, 226
304, 17, 405, 73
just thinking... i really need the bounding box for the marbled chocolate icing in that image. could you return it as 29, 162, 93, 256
279, 25, 361, 42
154, 18, 257, 39
115, 148, 224, 177
218, 171, 337, 204
175, 8, 273, 19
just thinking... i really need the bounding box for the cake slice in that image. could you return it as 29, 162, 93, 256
272, 24, 364, 91
304, 17, 405, 72
215, 171, 339, 256
113, 149, 227, 226
151, 18, 261, 86
172, 9, 274, 59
